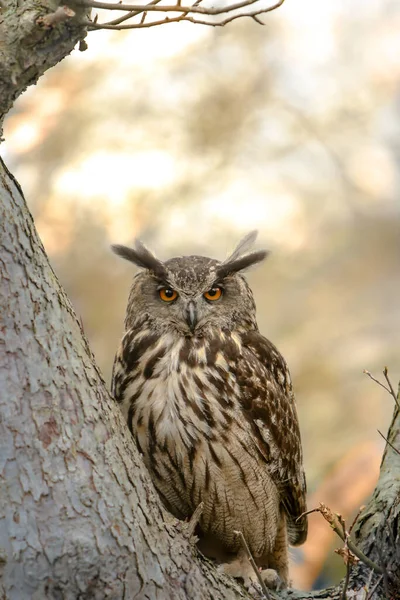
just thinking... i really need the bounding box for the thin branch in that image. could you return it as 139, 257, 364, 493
74, 0, 261, 15
383, 367, 400, 410
71, 0, 286, 30
377, 429, 400, 456
99, 0, 163, 27
184, 502, 204, 540
364, 368, 400, 410
83, 14, 187, 28
296, 507, 324, 520
306, 503, 385, 575
340, 560, 351, 600
365, 575, 383, 600
363, 370, 391, 395
336, 515, 356, 600
234, 530, 271, 600
349, 505, 365, 535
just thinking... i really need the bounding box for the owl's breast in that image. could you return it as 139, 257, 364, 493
124, 332, 240, 453
116, 330, 280, 556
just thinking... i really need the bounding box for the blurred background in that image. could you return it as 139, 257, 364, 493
2, 0, 400, 590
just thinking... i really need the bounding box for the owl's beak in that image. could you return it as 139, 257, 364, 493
186, 300, 198, 332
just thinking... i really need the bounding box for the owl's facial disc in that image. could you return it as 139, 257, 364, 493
114, 234, 267, 334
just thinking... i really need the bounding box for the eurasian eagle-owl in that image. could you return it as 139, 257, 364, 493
111, 231, 307, 588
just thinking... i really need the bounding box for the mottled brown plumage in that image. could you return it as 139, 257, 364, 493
111, 232, 307, 588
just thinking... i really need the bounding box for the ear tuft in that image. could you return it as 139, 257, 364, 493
224, 230, 258, 263
216, 231, 269, 279
111, 240, 167, 279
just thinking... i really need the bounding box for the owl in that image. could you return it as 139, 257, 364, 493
111, 231, 307, 589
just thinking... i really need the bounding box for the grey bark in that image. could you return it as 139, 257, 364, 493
0, 4, 399, 600
0, 158, 251, 599
0, 0, 88, 138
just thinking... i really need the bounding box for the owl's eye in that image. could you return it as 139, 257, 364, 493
159, 287, 178, 302
203, 287, 222, 301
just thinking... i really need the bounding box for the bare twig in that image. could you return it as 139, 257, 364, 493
366, 569, 374, 590
99, 0, 163, 27
340, 560, 351, 600
303, 503, 385, 576
69, 0, 286, 30
296, 507, 321, 520
349, 505, 365, 535
184, 502, 203, 540
335, 515, 357, 600
364, 368, 400, 410
365, 575, 383, 600
377, 429, 400, 456
75, 0, 260, 15
234, 530, 271, 600
383, 367, 400, 410
363, 370, 391, 395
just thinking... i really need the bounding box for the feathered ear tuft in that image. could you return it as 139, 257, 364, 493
223, 230, 258, 263
111, 240, 167, 279
216, 231, 269, 279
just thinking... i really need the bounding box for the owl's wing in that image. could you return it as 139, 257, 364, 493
237, 330, 308, 545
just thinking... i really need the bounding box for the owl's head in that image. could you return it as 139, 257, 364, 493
112, 231, 268, 335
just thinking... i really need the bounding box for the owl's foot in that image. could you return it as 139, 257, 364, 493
259, 568, 282, 590
217, 550, 282, 590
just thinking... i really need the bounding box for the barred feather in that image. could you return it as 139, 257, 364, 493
112, 238, 307, 585
112, 322, 307, 556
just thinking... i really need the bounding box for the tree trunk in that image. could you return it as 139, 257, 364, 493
0, 5, 399, 600
0, 0, 88, 137
0, 157, 250, 599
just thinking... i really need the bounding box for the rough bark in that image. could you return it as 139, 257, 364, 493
0, 157, 251, 599
1, 157, 399, 600
0, 3, 399, 600
0, 0, 88, 137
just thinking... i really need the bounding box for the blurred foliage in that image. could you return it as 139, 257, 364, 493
3, 0, 400, 590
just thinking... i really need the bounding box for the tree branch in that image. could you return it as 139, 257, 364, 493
69, 0, 286, 30
383, 367, 400, 410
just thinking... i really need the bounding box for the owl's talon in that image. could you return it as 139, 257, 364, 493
217, 554, 283, 592
259, 568, 282, 590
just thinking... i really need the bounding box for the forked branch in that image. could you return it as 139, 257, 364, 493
69, 0, 285, 30
364, 368, 400, 411
298, 503, 385, 576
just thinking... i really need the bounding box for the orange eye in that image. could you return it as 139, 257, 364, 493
159, 288, 178, 302
203, 287, 222, 301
